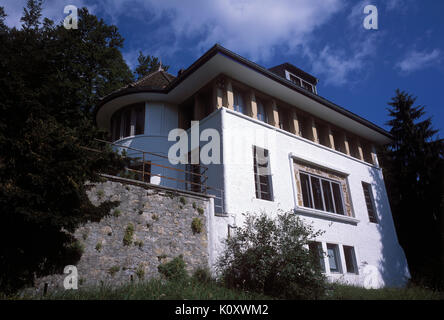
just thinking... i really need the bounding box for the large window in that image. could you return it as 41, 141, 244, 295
233, 89, 245, 114
253, 146, 273, 201
362, 182, 378, 223
299, 172, 344, 215
110, 103, 145, 141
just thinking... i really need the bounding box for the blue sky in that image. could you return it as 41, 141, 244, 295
3, 0, 444, 136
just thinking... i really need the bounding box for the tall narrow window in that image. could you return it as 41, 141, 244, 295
310, 176, 324, 210
233, 89, 245, 114
111, 110, 121, 141
256, 98, 268, 123
362, 182, 378, 223
322, 180, 335, 213
253, 146, 273, 201
327, 243, 341, 273
308, 241, 325, 272
343, 245, 358, 274
332, 183, 344, 215
135, 104, 145, 135
123, 108, 131, 137
300, 173, 312, 208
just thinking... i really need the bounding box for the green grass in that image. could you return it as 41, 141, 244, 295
4, 279, 442, 300
26, 278, 272, 300
323, 283, 442, 300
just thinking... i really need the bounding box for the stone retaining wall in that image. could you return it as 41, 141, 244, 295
28, 178, 212, 294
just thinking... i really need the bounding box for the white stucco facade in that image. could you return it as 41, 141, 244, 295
203, 108, 410, 288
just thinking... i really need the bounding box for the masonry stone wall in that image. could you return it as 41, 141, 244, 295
28, 178, 211, 294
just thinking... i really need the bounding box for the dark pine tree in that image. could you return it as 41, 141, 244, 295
0, 1, 132, 293
380, 89, 444, 289
134, 51, 169, 79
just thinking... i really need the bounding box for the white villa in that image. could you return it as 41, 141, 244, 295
95, 44, 410, 288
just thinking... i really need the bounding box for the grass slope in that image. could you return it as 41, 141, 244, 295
9, 279, 442, 300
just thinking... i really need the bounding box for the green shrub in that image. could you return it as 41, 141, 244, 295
217, 211, 326, 300
157, 254, 167, 262
192, 202, 197, 209
158, 255, 187, 281
108, 266, 120, 277
134, 240, 143, 249
136, 265, 145, 280
179, 196, 186, 205
95, 242, 102, 252
197, 207, 204, 215
123, 224, 135, 246
193, 268, 212, 284
113, 209, 121, 217
191, 218, 203, 234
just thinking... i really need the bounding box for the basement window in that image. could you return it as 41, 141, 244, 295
362, 182, 378, 223
308, 241, 325, 272
327, 243, 342, 273
253, 146, 273, 201
343, 245, 358, 274
300, 172, 344, 215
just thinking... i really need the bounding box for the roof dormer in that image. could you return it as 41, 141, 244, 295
268, 63, 318, 94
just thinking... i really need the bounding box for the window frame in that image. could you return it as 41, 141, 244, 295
299, 171, 345, 215
343, 245, 358, 274
362, 182, 378, 223
326, 243, 342, 273
285, 70, 316, 94
253, 146, 273, 201
110, 103, 146, 141
256, 97, 268, 123
233, 88, 245, 114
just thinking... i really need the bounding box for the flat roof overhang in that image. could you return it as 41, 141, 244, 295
96, 45, 391, 144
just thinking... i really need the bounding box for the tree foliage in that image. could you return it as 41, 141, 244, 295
380, 89, 444, 289
217, 211, 326, 299
0, 2, 132, 293
134, 51, 169, 79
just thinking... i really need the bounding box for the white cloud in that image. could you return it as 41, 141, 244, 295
94, 0, 345, 62
4, 0, 387, 86
303, 33, 380, 86
396, 49, 441, 73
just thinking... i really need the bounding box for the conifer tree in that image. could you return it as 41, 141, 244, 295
380, 89, 444, 288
